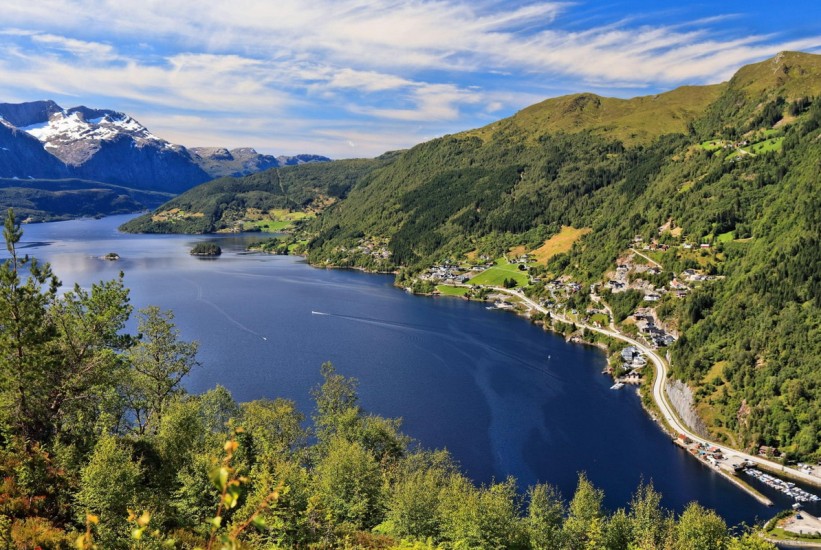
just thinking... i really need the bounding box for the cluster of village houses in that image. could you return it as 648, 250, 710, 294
420, 261, 478, 284
353, 238, 392, 260
612, 345, 648, 385
415, 235, 727, 358
675, 434, 728, 468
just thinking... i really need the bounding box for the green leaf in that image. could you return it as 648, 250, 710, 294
209, 466, 229, 492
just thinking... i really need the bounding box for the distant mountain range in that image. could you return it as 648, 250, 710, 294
0, 100, 329, 220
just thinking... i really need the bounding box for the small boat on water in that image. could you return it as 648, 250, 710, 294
610, 382, 624, 390
311, 311, 329, 315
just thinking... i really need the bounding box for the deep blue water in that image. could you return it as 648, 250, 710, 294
3, 214, 814, 526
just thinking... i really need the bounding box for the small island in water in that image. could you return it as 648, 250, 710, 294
190, 242, 222, 256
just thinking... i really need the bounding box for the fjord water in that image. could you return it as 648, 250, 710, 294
6, 214, 800, 526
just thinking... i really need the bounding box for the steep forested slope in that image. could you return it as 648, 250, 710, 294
306, 52, 821, 458
0, 178, 172, 222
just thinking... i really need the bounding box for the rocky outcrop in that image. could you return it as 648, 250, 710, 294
666, 379, 710, 438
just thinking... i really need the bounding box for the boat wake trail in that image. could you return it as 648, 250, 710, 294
183, 277, 268, 341
312, 311, 562, 382
310, 311, 436, 334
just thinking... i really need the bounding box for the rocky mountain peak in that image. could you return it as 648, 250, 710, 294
0, 100, 62, 128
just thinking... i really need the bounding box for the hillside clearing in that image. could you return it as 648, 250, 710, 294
468, 258, 529, 287
436, 285, 470, 297
531, 226, 592, 263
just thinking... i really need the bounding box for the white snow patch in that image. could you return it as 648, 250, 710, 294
19, 109, 165, 149
21, 120, 51, 138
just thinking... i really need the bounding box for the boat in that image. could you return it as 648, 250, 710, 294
311, 311, 329, 315
610, 382, 624, 390
743, 467, 821, 502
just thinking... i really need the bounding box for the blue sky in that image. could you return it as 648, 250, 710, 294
1, 1, 819, 158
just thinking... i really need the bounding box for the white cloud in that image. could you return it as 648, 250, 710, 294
31, 34, 118, 60
326, 68, 414, 92
0, 1, 819, 158
2, 2, 819, 87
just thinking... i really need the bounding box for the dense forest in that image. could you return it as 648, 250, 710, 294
302, 53, 821, 460
0, 210, 778, 548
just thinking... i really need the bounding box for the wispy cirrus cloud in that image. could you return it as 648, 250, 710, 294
0, 0, 818, 157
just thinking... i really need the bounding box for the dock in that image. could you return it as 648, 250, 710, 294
672, 436, 773, 506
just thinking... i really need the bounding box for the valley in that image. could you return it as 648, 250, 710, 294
0, 33, 819, 546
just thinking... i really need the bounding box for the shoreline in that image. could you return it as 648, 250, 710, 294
416, 281, 783, 509
243, 243, 819, 514
188, 238, 807, 520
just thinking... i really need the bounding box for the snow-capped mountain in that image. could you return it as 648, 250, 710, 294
20, 106, 176, 166
0, 100, 331, 194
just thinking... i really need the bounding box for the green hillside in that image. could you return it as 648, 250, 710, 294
119, 155, 396, 234
306, 52, 821, 459
0, 178, 172, 222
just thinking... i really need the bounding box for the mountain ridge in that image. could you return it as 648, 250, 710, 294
0, 99, 331, 193
0, 99, 331, 219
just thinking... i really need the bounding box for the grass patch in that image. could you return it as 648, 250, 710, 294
748, 137, 784, 154
245, 219, 291, 232
716, 231, 735, 243
702, 361, 728, 385
699, 140, 727, 151
641, 250, 666, 266
768, 526, 821, 543
509, 245, 527, 257
590, 313, 609, 325
151, 208, 205, 222
468, 258, 529, 287
436, 285, 470, 297
243, 210, 315, 232
678, 181, 695, 194
531, 226, 592, 263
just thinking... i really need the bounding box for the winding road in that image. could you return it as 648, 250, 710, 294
491, 286, 821, 493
